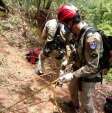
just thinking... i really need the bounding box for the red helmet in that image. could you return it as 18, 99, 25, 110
57, 4, 80, 23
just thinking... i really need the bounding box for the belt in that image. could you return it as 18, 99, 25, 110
80, 76, 102, 83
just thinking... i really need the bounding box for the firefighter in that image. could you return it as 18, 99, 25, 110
57, 4, 103, 113
35, 19, 71, 75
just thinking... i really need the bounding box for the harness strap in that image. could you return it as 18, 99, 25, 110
80, 76, 102, 83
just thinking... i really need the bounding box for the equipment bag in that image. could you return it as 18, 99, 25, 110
26, 48, 41, 64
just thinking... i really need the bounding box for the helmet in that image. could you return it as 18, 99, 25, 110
57, 4, 80, 24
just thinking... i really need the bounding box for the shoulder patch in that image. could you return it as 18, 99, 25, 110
89, 41, 97, 49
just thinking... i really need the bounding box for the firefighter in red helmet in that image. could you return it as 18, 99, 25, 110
57, 4, 103, 113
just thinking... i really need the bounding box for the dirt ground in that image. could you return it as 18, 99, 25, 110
0, 11, 112, 113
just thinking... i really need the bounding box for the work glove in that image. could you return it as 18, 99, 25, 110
58, 72, 73, 84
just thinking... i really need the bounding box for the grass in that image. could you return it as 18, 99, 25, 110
105, 68, 112, 82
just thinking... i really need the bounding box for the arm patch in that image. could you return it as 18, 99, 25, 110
89, 41, 97, 49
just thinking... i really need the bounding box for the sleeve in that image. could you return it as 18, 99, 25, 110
73, 33, 102, 78
41, 22, 48, 40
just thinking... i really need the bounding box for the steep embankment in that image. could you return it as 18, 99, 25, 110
0, 12, 69, 113
0, 11, 112, 113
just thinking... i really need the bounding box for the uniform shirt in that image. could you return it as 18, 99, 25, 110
73, 24, 103, 78
42, 19, 70, 42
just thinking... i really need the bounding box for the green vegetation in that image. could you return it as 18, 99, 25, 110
5, 0, 111, 34
105, 69, 112, 82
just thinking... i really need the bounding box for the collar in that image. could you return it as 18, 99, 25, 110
78, 25, 89, 41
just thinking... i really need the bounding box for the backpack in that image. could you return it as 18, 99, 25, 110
43, 23, 66, 59
26, 48, 41, 64
82, 27, 112, 72
98, 31, 112, 70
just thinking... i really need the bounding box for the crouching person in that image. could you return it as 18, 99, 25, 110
35, 19, 70, 75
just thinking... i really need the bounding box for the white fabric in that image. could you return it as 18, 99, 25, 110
59, 72, 73, 83
44, 19, 57, 42
44, 19, 69, 42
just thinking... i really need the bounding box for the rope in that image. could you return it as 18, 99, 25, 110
0, 72, 56, 87
1, 76, 60, 113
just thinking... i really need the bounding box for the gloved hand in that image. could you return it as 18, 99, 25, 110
58, 72, 73, 84
55, 81, 63, 87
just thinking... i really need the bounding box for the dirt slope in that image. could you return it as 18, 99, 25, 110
0, 12, 112, 113
0, 35, 69, 113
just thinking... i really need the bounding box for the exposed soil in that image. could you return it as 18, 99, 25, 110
0, 10, 112, 113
